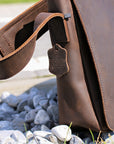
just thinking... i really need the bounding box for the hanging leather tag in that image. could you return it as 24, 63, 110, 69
48, 44, 69, 77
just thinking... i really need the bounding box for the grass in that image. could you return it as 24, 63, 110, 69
0, 0, 39, 4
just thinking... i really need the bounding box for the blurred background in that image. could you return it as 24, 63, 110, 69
0, 0, 55, 95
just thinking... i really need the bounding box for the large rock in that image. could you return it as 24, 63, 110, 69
51, 125, 72, 142
34, 110, 50, 125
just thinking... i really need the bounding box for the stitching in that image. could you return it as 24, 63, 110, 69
2, 35, 13, 51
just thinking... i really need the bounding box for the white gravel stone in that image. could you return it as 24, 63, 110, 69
48, 134, 59, 144
28, 139, 37, 144
105, 135, 114, 144
0, 130, 26, 144
52, 125, 72, 142
26, 131, 34, 140
70, 135, 84, 144
34, 109, 50, 124
2, 136, 16, 144
33, 131, 52, 137
10, 130, 26, 143
35, 135, 53, 144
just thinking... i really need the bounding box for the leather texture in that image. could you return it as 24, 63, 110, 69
48, 0, 114, 131
0, 0, 113, 132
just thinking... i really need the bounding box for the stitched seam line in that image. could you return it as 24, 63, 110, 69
2, 35, 13, 51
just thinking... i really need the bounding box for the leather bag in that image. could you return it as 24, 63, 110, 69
0, 0, 113, 132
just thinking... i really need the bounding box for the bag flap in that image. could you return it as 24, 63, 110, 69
73, 0, 114, 130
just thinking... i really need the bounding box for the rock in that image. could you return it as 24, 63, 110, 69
51, 125, 72, 142
19, 111, 27, 119
49, 99, 57, 106
5, 95, 19, 107
105, 135, 114, 144
35, 105, 42, 112
70, 135, 84, 144
45, 121, 55, 129
1, 91, 11, 101
47, 86, 57, 100
24, 105, 32, 112
34, 110, 50, 125
39, 99, 49, 109
10, 130, 26, 143
31, 125, 41, 132
12, 118, 28, 132
47, 134, 59, 144
25, 110, 36, 123
83, 137, 91, 144
41, 125, 50, 131
26, 131, 34, 141
2, 136, 16, 144
33, 94, 46, 108
17, 99, 28, 112
0, 121, 12, 130
89, 142, 95, 144
101, 132, 114, 140
0, 111, 16, 121
29, 87, 40, 97
27, 97, 34, 108
47, 105, 59, 123
33, 131, 52, 138
0, 130, 26, 143
35, 135, 53, 144
0, 103, 14, 112
17, 93, 29, 102
28, 139, 37, 144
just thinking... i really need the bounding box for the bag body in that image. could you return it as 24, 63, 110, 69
0, 0, 113, 132
48, 0, 114, 132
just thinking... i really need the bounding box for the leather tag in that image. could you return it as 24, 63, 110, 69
48, 44, 69, 77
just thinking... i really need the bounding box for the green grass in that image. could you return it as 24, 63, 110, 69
0, 0, 39, 4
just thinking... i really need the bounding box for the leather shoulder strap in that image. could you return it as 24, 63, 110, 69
0, 9, 69, 79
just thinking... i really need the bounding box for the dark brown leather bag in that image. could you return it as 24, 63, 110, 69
0, 0, 113, 132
